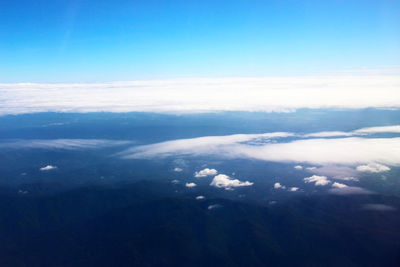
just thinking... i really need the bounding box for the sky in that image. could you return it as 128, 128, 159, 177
1, 0, 399, 82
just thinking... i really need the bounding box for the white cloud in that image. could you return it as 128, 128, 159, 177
1, 75, 399, 115
210, 174, 253, 190
171, 179, 180, 184
194, 168, 217, 178
304, 175, 331, 186
0, 139, 131, 150
196, 196, 205, 200
208, 204, 222, 210
294, 165, 303, 170
173, 167, 183, 172
120, 134, 400, 167
362, 204, 396, 211
354, 125, 400, 134
332, 182, 348, 188
329, 186, 373, 195
274, 182, 286, 189
356, 163, 391, 173
40, 165, 57, 171
306, 167, 317, 171
289, 187, 299, 192
185, 182, 197, 188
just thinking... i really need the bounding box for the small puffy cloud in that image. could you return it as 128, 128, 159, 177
40, 165, 57, 171
332, 182, 348, 188
174, 167, 183, 172
274, 182, 286, 189
362, 204, 396, 211
185, 182, 197, 188
194, 168, 217, 178
304, 175, 331, 186
306, 167, 317, 171
356, 163, 390, 173
329, 186, 373, 195
289, 187, 299, 192
171, 179, 180, 184
196, 195, 205, 200
210, 174, 253, 190
294, 165, 303, 170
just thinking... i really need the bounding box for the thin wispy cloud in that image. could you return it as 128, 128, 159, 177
1, 75, 399, 115
0, 139, 132, 150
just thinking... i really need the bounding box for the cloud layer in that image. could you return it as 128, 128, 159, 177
120, 129, 400, 167
1, 75, 399, 115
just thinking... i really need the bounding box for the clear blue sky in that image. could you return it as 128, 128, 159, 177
0, 0, 399, 82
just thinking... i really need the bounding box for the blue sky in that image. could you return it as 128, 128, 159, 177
0, 0, 399, 82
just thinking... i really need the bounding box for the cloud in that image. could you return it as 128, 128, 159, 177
1, 75, 399, 115
171, 179, 179, 184
309, 165, 359, 181
294, 165, 303, 170
173, 167, 183, 172
356, 163, 391, 173
362, 204, 397, 211
304, 125, 400, 138
329, 186, 373, 195
196, 196, 205, 200
306, 167, 317, 171
274, 182, 286, 189
210, 174, 253, 190
332, 182, 348, 188
120, 134, 400, 167
304, 175, 331, 186
354, 125, 400, 134
40, 165, 57, 171
185, 182, 197, 188
289, 187, 299, 192
208, 204, 222, 210
0, 139, 131, 150
194, 168, 217, 178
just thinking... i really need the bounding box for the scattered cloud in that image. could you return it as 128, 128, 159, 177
185, 182, 197, 188
332, 182, 348, 188
306, 167, 317, 171
171, 179, 179, 184
356, 163, 391, 173
294, 165, 303, 170
362, 204, 397, 211
1, 75, 399, 115
173, 167, 183, 172
210, 174, 253, 190
289, 187, 299, 192
196, 196, 205, 200
304, 175, 331, 186
274, 182, 286, 189
194, 168, 217, 178
329, 186, 373, 195
40, 165, 57, 171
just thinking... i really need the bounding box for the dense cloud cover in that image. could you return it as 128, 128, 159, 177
1, 75, 399, 115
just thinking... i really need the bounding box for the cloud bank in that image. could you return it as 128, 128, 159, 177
120, 134, 400, 167
1, 75, 399, 115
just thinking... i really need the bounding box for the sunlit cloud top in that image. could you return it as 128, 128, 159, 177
1, 75, 399, 115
